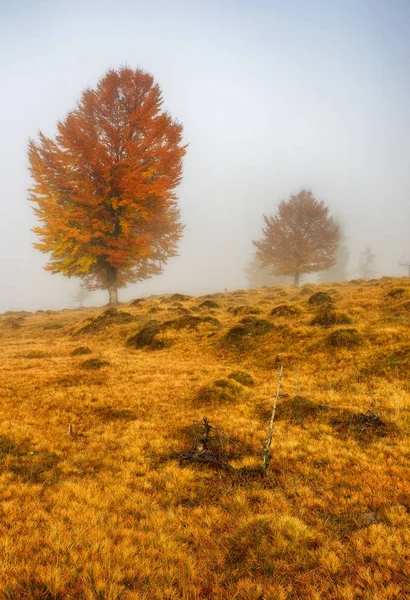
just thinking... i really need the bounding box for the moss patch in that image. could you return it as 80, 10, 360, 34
228, 370, 255, 386
196, 379, 245, 404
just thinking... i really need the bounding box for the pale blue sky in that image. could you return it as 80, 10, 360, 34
1, 0, 410, 309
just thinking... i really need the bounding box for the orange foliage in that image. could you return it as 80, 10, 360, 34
253, 189, 340, 286
28, 67, 186, 303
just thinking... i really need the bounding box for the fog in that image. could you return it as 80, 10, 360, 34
1, 0, 410, 311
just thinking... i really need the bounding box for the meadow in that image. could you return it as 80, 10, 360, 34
0, 278, 409, 599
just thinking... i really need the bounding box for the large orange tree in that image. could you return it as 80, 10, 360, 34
28, 68, 186, 305
253, 190, 340, 286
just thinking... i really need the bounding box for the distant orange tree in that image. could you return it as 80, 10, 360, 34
28, 67, 186, 305
253, 190, 340, 286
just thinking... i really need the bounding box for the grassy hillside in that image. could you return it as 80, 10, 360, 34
0, 278, 409, 599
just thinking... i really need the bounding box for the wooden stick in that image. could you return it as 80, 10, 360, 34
196, 418, 211, 453
262, 365, 283, 475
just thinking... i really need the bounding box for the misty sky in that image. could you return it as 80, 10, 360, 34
1, 0, 410, 311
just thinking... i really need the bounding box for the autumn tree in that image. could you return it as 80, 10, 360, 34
253, 190, 340, 286
28, 67, 186, 305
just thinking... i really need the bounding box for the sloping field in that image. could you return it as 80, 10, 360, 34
0, 278, 409, 599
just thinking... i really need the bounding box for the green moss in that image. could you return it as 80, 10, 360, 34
228, 370, 255, 386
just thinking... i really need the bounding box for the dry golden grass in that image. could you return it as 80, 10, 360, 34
0, 278, 409, 599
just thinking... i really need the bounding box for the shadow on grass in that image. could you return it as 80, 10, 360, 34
0, 435, 61, 484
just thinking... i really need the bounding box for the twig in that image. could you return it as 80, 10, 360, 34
178, 418, 236, 473
196, 417, 211, 453
262, 365, 283, 475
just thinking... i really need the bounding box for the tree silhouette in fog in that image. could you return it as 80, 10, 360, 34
253, 190, 340, 286
358, 246, 377, 280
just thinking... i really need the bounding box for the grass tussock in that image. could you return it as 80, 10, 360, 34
70, 346, 92, 356
74, 307, 136, 335
198, 299, 221, 309
228, 305, 262, 315
0, 278, 409, 599
271, 303, 304, 317
163, 314, 221, 330
126, 320, 165, 349
224, 316, 275, 347
80, 357, 110, 370
196, 378, 245, 404
228, 370, 255, 386
308, 291, 333, 305
311, 308, 353, 327
327, 327, 362, 347
386, 287, 407, 299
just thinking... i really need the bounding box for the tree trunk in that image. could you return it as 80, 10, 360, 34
294, 272, 300, 287
107, 266, 119, 306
